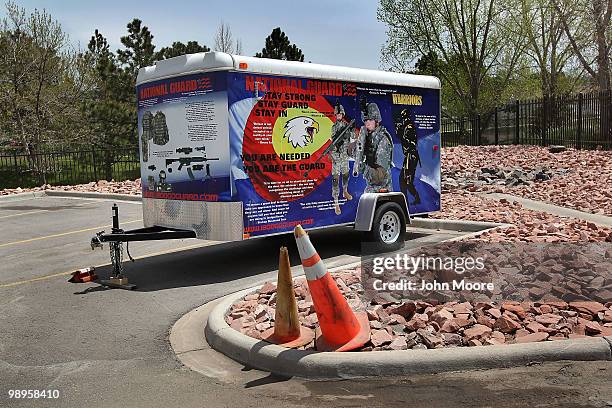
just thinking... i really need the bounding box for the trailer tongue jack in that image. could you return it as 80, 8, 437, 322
91, 204, 196, 290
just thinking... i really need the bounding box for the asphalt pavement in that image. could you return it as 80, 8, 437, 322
0, 195, 610, 408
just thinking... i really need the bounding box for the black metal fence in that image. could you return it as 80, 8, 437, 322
441, 90, 612, 149
0, 146, 140, 189
2, 92, 610, 189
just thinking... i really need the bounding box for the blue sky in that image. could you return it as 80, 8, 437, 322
8, 0, 390, 69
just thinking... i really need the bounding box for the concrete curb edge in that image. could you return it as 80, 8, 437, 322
204, 286, 612, 379
411, 217, 508, 232
43, 190, 142, 202
0, 190, 142, 202
0, 191, 46, 202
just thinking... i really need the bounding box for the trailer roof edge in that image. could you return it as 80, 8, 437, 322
137, 51, 441, 89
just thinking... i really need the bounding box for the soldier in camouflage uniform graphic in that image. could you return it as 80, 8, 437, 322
395, 108, 421, 205
141, 111, 153, 162
330, 103, 354, 215
354, 102, 393, 193
152, 111, 170, 145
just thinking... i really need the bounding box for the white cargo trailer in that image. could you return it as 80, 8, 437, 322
92, 52, 441, 281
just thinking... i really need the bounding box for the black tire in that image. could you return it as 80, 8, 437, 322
364, 201, 407, 252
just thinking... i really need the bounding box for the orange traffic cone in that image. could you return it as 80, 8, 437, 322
261, 247, 315, 348
293, 225, 370, 352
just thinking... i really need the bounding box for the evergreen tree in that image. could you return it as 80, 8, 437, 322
83, 29, 135, 179
117, 19, 155, 79
109, 19, 156, 149
155, 41, 210, 60
255, 27, 304, 61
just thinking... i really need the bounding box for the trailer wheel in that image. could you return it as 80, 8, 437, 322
365, 202, 406, 251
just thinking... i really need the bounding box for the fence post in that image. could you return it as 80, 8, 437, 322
91, 149, 98, 181
600, 89, 612, 149
476, 114, 481, 145
577, 93, 583, 149
494, 107, 499, 145
13, 151, 20, 187
542, 96, 548, 147
606, 90, 611, 149
514, 99, 520, 144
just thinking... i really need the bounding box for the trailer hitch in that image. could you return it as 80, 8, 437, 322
89, 204, 136, 289
91, 231, 104, 250
88, 203, 196, 290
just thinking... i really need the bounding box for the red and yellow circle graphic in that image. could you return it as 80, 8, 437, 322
242, 86, 334, 201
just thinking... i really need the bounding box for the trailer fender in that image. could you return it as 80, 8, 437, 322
354, 192, 410, 232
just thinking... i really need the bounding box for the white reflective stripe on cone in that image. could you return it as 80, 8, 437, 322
295, 234, 317, 260
304, 261, 327, 281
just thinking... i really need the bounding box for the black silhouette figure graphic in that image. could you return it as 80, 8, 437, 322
394, 108, 421, 205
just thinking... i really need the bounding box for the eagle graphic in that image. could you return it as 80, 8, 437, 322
283, 116, 320, 148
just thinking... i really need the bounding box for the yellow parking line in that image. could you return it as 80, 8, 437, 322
0, 242, 210, 288
0, 209, 49, 219
0, 202, 98, 220
0, 219, 142, 248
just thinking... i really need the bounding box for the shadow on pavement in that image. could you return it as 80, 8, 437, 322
86, 227, 429, 293
243, 373, 292, 388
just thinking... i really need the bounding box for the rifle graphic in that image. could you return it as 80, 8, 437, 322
353, 130, 365, 177
303, 119, 355, 178
176, 147, 193, 154
353, 97, 370, 177
166, 156, 219, 171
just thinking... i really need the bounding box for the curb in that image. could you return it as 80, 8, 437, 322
44, 190, 142, 202
411, 217, 506, 232
0, 191, 46, 202
484, 193, 612, 228
0, 190, 142, 203
203, 286, 612, 379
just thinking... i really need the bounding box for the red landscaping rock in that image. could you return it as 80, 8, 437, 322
526, 322, 548, 333
569, 301, 606, 316
388, 337, 408, 350
535, 314, 563, 325
417, 328, 444, 348
259, 282, 277, 295
502, 303, 526, 319
515, 332, 549, 343
515, 329, 531, 338
494, 316, 522, 333
386, 302, 417, 319
431, 308, 454, 326
371, 329, 394, 347
464, 324, 492, 340
584, 321, 602, 334
224, 157, 611, 352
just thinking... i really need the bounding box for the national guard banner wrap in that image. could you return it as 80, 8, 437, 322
227, 72, 441, 237
136, 72, 231, 202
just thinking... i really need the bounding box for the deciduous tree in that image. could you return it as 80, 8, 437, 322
510, 0, 576, 98
551, 0, 611, 92
379, 0, 525, 116
0, 1, 90, 183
